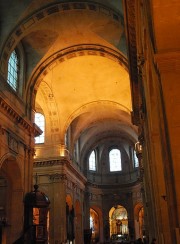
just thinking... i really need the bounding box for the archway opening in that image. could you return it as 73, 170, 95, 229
0, 156, 23, 243
134, 203, 144, 240
109, 205, 129, 242
90, 208, 100, 243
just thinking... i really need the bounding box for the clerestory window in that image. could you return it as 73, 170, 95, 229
7, 50, 19, 91
134, 150, 139, 168
109, 149, 122, 172
89, 150, 96, 171
35, 113, 45, 144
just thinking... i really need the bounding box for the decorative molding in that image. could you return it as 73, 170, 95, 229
87, 180, 139, 189
49, 173, 67, 182
64, 99, 130, 137
34, 159, 87, 184
33, 159, 64, 167
8, 133, 19, 154
30, 44, 128, 90
66, 178, 84, 194
137, 54, 145, 72
0, 96, 40, 136
24, 146, 36, 157
124, 0, 140, 125
0, 1, 123, 73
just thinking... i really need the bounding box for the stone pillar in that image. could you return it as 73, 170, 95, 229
126, 192, 135, 241
49, 173, 67, 244
83, 191, 90, 229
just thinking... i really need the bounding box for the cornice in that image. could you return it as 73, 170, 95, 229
154, 51, 180, 73
87, 180, 139, 189
34, 158, 87, 184
34, 159, 65, 167
49, 173, 67, 182
0, 96, 40, 136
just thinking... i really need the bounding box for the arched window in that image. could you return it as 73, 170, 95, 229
89, 150, 96, 171
109, 149, 122, 172
7, 50, 19, 91
35, 113, 45, 144
134, 150, 139, 167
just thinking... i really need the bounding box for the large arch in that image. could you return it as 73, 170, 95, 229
0, 155, 23, 243
90, 205, 103, 243
134, 202, 144, 240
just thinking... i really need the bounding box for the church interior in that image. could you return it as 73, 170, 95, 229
0, 0, 179, 243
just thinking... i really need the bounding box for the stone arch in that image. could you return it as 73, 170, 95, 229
34, 81, 61, 144
64, 100, 130, 133
0, 1, 124, 72
134, 202, 143, 221
90, 205, 103, 243
109, 205, 129, 240
134, 202, 144, 240
64, 100, 132, 155
26, 44, 128, 119
0, 154, 23, 243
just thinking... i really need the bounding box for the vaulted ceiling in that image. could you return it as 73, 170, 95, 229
0, 0, 137, 155
1, 0, 179, 157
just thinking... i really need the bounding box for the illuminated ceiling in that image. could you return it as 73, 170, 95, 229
0, 0, 138, 153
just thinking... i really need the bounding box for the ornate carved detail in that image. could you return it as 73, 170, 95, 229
0, 1, 123, 74
137, 54, 145, 68
0, 97, 40, 136
8, 133, 19, 154
72, 182, 77, 189
24, 146, 36, 157
30, 44, 128, 91
49, 173, 67, 182
33, 160, 62, 167
137, 54, 145, 78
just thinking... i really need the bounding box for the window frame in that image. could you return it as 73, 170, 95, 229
34, 112, 45, 144
7, 50, 19, 91
89, 150, 96, 171
109, 148, 122, 172
133, 150, 139, 168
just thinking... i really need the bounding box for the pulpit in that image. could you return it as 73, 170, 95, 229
23, 184, 50, 243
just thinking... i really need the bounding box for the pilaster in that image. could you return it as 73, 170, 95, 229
49, 173, 67, 244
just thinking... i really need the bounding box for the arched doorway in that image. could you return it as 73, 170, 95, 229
90, 208, 100, 243
109, 205, 129, 242
0, 156, 23, 243
134, 203, 144, 240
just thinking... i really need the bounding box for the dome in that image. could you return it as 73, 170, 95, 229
24, 184, 50, 208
